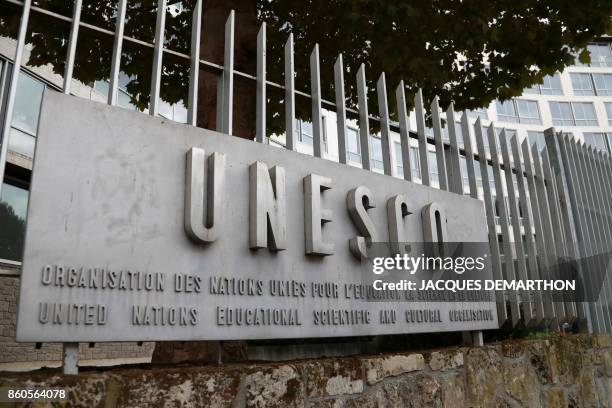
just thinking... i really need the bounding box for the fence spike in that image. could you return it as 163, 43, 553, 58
395, 81, 412, 181
376, 73, 392, 176
255, 23, 266, 142
310, 44, 324, 157
334, 54, 348, 164
284, 33, 295, 150
356, 64, 371, 170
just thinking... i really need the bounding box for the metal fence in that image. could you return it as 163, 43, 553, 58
1, 0, 611, 333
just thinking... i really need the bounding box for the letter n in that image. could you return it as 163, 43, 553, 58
249, 161, 287, 251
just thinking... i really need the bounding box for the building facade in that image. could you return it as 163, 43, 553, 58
0, 0, 611, 369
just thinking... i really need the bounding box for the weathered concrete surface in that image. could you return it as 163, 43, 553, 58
0, 334, 610, 407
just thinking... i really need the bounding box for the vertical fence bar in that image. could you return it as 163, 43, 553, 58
511, 136, 545, 325
310, 44, 323, 157
430, 96, 448, 190
545, 130, 586, 325
532, 144, 562, 327
571, 142, 605, 331
356, 64, 370, 170
220, 10, 234, 134
255, 23, 266, 142
149, 0, 167, 116
108, 0, 128, 106
414, 89, 430, 185
581, 146, 612, 331
376, 73, 392, 176
541, 150, 570, 322
0, 0, 31, 198
565, 138, 601, 332
395, 81, 412, 182
556, 134, 593, 331
62, 0, 82, 94
473, 119, 509, 324
445, 103, 462, 194
522, 140, 557, 326
487, 126, 521, 326
284, 34, 295, 150
334, 54, 347, 164
588, 149, 612, 331
187, 0, 202, 126
461, 112, 478, 199
594, 150, 612, 331
500, 134, 535, 325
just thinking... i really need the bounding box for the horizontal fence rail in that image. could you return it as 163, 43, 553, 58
0, 0, 610, 334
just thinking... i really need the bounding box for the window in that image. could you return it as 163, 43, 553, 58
442, 121, 464, 148
8, 72, 45, 158
570, 73, 594, 96
295, 118, 327, 153
515, 100, 541, 125
369, 135, 384, 172
606, 103, 612, 126
393, 142, 404, 178
468, 108, 489, 120
0, 182, 29, 262
572, 103, 598, 126
496, 100, 541, 125
549, 102, 574, 126
496, 100, 519, 123
410, 147, 421, 179
587, 43, 612, 67
297, 120, 313, 145
583, 133, 611, 153
526, 74, 563, 95
593, 74, 612, 96
527, 131, 546, 152
549, 102, 597, 126
460, 156, 470, 192
346, 128, 361, 163
428, 151, 439, 188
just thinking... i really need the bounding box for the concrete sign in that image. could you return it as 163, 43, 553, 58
16, 92, 497, 342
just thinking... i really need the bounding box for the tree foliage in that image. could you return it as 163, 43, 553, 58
0, 0, 610, 136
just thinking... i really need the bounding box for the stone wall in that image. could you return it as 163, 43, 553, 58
0, 275, 154, 369
1, 334, 610, 407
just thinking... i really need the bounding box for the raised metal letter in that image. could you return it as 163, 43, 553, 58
347, 186, 378, 260
250, 162, 287, 251
304, 174, 334, 256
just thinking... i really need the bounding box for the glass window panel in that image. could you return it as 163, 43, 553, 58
467, 108, 489, 120
583, 133, 609, 152
0, 183, 29, 262
540, 74, 563, 95
299, 120, 313, 145
587, 43, 612, 67
428, 151, 439, 188
570, 73, 594, 96
516, 100, 541, 125
410, 147, 420, 179
12, 72, 45, 135
346, 128, 361, 163
593, 74, 612, 96
393, 142, 403, 178
8, 127, 36, 158
495, 100, 519, 123
572, 102, 598, 126
527, 131, 546, 152
549, 102, 574, 126
606, 103, 612, 126
369, 136, 384, 171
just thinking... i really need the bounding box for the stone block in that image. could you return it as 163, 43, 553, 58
604, 349, 612, 378
441, 372, 465, 408
428, 349, 463, 371
304, 359, 363, 397
244, 365, 303, 408
579, 367, 601, 408
503, 360, 541, 408
465, 347, 502, 406
541, 387, 567, 408
363, 354, 424, 385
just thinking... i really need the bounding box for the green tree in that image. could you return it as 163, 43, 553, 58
0, 0, 610, 138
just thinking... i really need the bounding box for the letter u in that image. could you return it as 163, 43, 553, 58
185, 148, 226, 243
